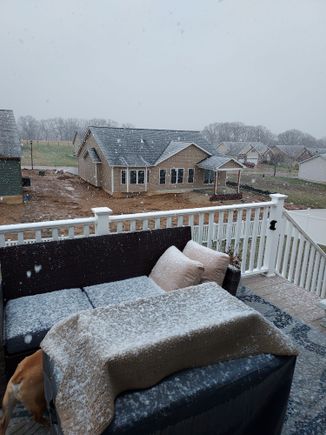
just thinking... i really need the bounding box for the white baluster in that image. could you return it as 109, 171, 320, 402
257, 207, 268, 271
177, 215, 183, 227
225, 210, 233, 252
241, 208, 251, 274
197, 213, 205, 245
293, 234, 304, 285
299, 241, 310, 288
216, 211, 224, 251
249, 208, 260, 272
310, 252, 320, 294
18, 232, 24, 245
288, 227, 299, 282
52, 228, 59, 240
305, 247, 316, 291
142, 219, 148, 230
130, 220, 136, 232
316, 257, 325, 296
207, 212, 215, 249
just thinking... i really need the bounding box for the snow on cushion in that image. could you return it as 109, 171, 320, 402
149, 245, 204, 292
84, 276, 164, 308
183, 240, 230, 286
5, 288, 92, 354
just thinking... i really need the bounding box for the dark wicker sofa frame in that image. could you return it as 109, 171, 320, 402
0, 226, 239, 376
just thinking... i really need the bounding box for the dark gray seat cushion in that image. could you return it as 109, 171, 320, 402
84, 276, 164, 308
4, 288, 92, 354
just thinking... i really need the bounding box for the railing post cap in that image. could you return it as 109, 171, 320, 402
91, 207, 112, 215
269, 193, 288, 202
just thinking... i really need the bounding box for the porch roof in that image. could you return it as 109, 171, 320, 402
197, 155, 244, 171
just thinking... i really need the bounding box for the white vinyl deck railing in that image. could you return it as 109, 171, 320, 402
1, 193, 325, 293
0, 195, 287, 277
276, 210, 326, 298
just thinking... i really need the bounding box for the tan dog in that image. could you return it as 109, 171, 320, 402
0, 350, 49, 434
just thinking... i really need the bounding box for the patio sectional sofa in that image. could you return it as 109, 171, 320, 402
0, 227, 296, 434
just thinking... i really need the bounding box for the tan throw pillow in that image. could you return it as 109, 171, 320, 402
183, 240, 230, 286
149, 246, 204, 292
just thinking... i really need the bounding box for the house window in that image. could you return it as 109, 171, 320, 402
203, 169, 214, 184
160, 169, 166, 184
138, 170, 145, 184
123, 169, 146, 185
121, 170, 126, 184
171, 168, 184, 184
171, 169, 177, 184
130, 170, 137, 184
188, 168, 194, 183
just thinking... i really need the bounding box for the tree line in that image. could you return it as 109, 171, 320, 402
17, 116, 326, 148
202, 122, 326, 148
17, 116, 134, 141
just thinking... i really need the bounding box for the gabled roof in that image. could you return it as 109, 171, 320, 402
299, 153, 326, 165
218, 141, 266, 156
155, 141, 211, 165
251, 143, 271, 154
79, 127, 217, 167
0, 109, 21, 159
197, 155, 244, 171
274, 145, 309, 158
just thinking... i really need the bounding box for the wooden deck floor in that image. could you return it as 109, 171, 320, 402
242, 274, 326, 334
2, 274, 325, 434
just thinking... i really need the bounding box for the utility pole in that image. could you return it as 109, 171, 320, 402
30, 140, 34, 170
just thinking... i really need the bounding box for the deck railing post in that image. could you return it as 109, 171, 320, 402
264, 193, 287, 277
92, 207, 112, 235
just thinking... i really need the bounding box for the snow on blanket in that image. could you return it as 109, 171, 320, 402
41, 282, 298, 435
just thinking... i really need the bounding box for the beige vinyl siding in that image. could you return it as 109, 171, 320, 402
148, 145, 210, 192
78, 134, 113, 193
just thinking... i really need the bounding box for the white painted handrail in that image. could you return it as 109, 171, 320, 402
0, 197, 286, 277
276, 210, 326, 297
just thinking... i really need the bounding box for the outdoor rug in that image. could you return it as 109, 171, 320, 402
3, 286, 326, 435
238, 285, 326, 435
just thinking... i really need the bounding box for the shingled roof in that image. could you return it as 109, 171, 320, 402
0, 110, 21, 159
274, 145, 309, 159
197, 155, 244, 171
218, 141, 267, 156
79, 127, 217, 167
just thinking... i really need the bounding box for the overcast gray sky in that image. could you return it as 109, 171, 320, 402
1, 0, 326, 137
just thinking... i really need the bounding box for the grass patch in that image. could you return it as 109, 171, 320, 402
21, 142, 77, 167
229, 172, 326, 209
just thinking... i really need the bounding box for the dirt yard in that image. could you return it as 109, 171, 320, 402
0, 170, 271, 226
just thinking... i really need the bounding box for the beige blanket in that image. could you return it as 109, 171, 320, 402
41, 282, 297, 435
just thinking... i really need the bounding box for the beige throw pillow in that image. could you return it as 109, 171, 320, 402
149, 246, 204, 292
183, 240, 230, 286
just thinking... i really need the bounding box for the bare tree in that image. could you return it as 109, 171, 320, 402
269, 150, 285, 176
277, 129, 317, 146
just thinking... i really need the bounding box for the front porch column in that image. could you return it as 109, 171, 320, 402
237, 170, 241, 194
126, 167, 129, 193
214, 171, 218, 195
